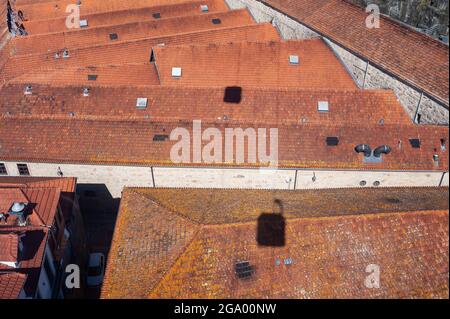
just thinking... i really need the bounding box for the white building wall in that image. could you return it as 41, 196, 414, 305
1, 161, 447, 198
225, 0, 449, 125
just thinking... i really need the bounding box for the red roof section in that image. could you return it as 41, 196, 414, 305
102, 187, 449, 298
153, 39, 357, 88
0, 117, 447, 171
0, 233, 19, 263
0, 272, 27, 299
0, 85, 413, 126
23, 0, 230, 35
1, 23, 279, 84
7, 9, 255, 56
260, 0, 449, 105
0, 176, 76, 297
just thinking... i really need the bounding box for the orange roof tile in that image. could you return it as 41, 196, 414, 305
11, 63, 161, 86
0, 84, 414, 126
9, 9, 255, 56
0, 177, 72, 296
101, 187, 449, 298
153, 39, 357, 88
16, 0, 195, 21
1, 23, 279, 84
261, 0, 449, 106
0, 272, 27, 299
0, 118, 447, 171
23, 0, 229, 35
0, 176, 77, 193
0, 233, 19, 263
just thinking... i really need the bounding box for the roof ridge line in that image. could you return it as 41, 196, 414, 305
201, 208, 449, 228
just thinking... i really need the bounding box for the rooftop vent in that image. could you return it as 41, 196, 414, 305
54, 52, 60, 59
212, 18, 221, 25
409, 138, 421, 148
373, 145, 391, 158
355, 144, 371, 157
87, 74, 98, 81
318, 101, 329, 112
200, 4, 209, 12
83, 88, 89, 97
136, 98, 148, 109
224, 86, 242, 104
9, 202, 28, 227
62, 49, 69, 58
153, 134, 169, 142
235, 261, 254, 279
109, 33, 118, 41
172, 67, 182, 77
79, 19, 88, 28
24, 85, 32, 95
326, 136, 339, 146
289, 55, 299, 65
152, 12, 161, 19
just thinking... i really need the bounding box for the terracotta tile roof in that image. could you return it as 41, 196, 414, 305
153, 39, 357, 88
0, 118, 447, 171
260, 0, 449, 106
0, 187, 60, 227
0, 233, 19, 263
0, 272, 27, 299
119, 187, 450, 224
11, 63, 161, 86
1, 23, 279, 84
23, 0, 229, 35
8, 9, 255, 56
0, 176, 76, 193
0, 85, 413, 126
0, 177, 73, 296
101, 187, 449, 298
16, 0, 199, 21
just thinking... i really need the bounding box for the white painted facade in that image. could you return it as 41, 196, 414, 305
1, 161, 447, 198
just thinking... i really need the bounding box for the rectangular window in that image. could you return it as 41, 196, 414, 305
0, 163, 7, 175
17, 164, 30, 176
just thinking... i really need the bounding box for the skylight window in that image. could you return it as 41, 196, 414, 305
289, 55, 299, 65
172, 67, 182, 78
152, 12, 161, 19
87, 74, 98, 81
409, 138, 421, 148
318, 101, 329, 112
136, 98, 148, 109
200, 4, 209, 12
24, 85, 32, 95
235, 261, 254, 279
212, 18, 221, 25
109, 33, 118, 41
326, 136, 339, 146
153, 135, 169, 142
79, 19, 88, 28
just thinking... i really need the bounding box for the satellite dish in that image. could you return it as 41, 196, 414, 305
10, 202, 26, 214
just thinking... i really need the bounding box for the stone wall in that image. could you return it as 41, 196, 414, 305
347, 0, 449, 38
1, 161, 447, 198
225, 0, 449, 125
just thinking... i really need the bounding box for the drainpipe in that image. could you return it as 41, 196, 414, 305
413, 92, 424, 124
362, 61, 370, 89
